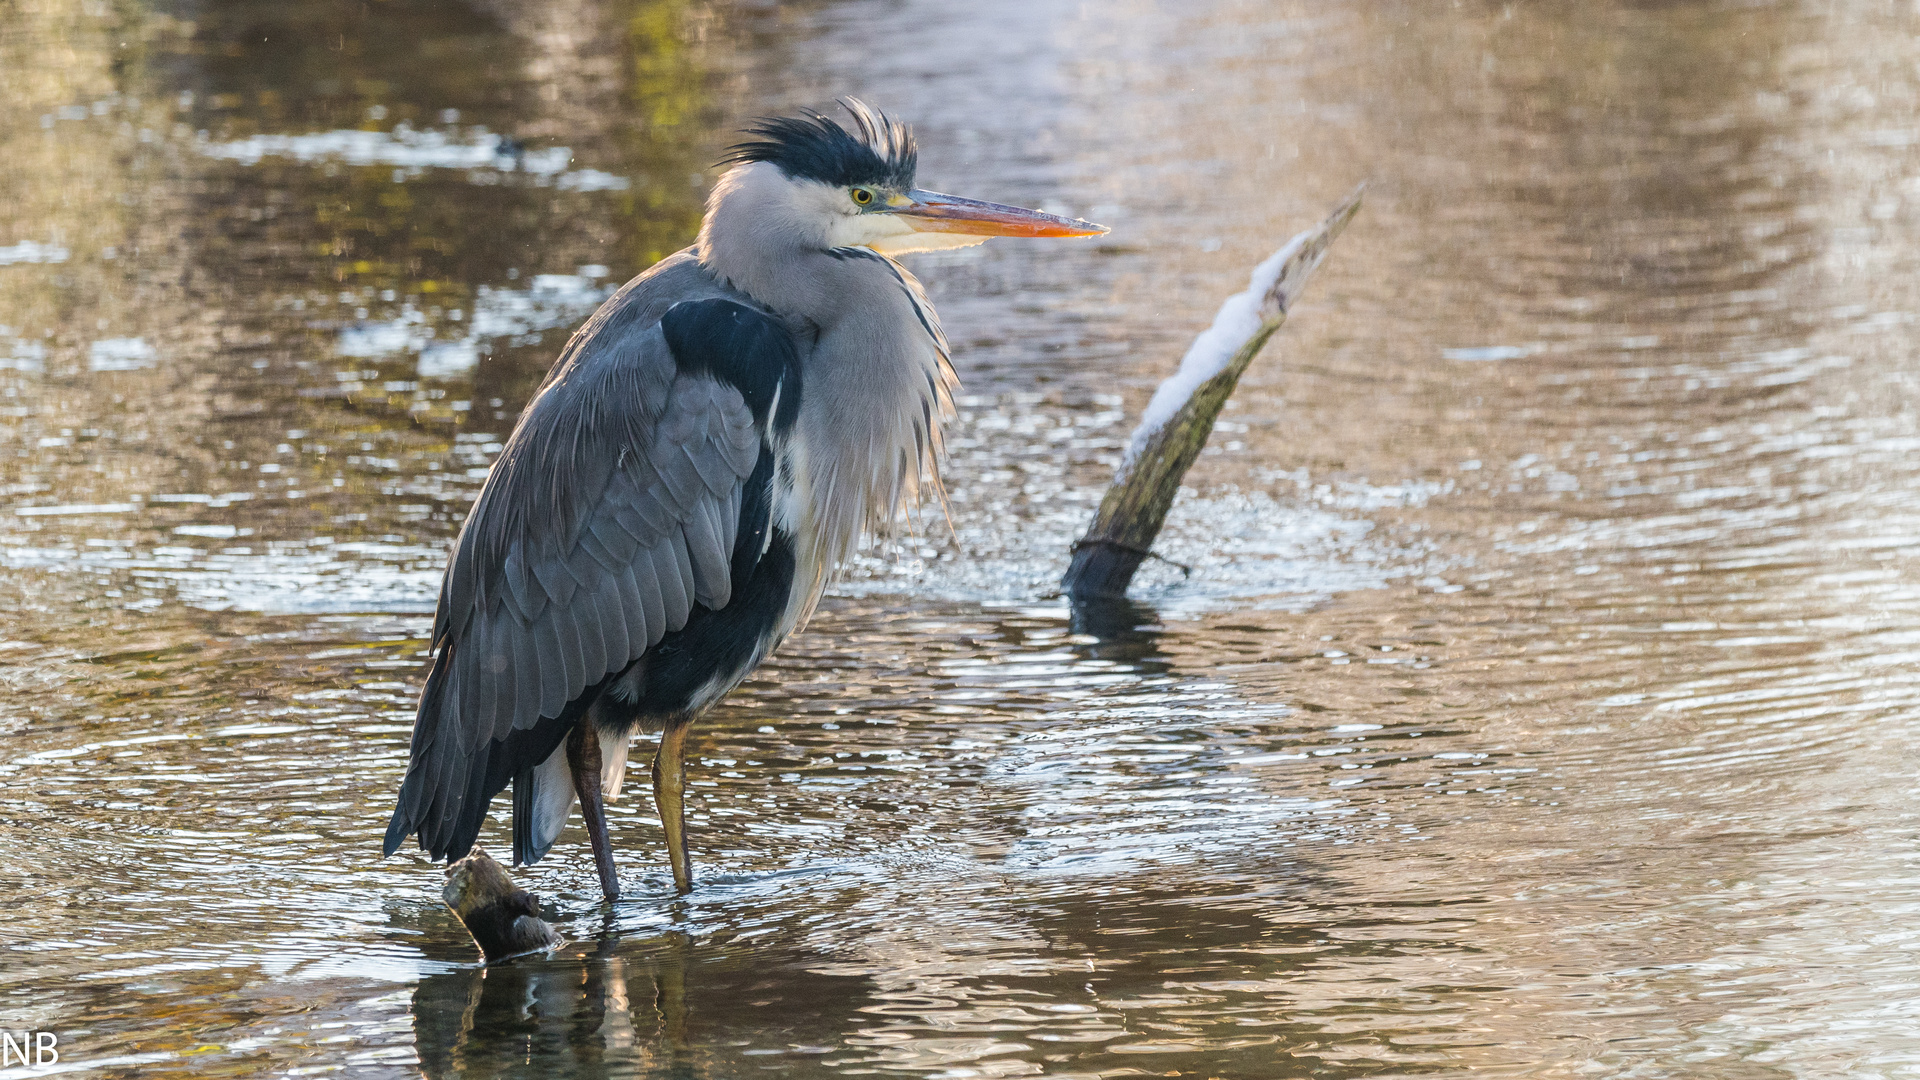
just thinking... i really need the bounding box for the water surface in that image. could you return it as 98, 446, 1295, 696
6, 1, 1920, 1076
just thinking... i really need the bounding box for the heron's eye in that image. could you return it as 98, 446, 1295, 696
851, 187, 875, 207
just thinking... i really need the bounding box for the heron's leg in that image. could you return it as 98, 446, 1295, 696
652, 720, 693, 894
567, 722, 621, 902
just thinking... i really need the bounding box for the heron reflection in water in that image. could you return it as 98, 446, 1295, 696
383, 100, 1106, 899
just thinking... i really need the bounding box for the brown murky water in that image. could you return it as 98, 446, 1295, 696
6, 0, 1920, 1076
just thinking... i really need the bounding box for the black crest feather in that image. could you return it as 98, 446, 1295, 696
719, 97, 917, 190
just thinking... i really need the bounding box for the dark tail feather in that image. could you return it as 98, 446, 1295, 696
512, 765, 534, 865
382, 643, 456, 858
443, 743, 496, 861
382, 775, 418, 857
385, 650, 613, 863
497, 679, 614, 864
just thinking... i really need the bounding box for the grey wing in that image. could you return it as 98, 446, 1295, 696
383, 315, 765, 862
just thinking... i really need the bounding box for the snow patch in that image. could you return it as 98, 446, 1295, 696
1120, 231, 1307, 469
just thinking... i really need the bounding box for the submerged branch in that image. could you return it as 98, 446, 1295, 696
1061, 185, 1365, 601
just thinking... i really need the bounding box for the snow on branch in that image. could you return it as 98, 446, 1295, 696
1064, 184, 1365, 602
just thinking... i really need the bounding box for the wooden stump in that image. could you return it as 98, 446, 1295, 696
1062, 186, 1365, 601
442, 846, 564, 963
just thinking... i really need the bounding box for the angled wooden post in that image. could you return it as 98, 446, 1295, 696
1062, 185, 1365, 601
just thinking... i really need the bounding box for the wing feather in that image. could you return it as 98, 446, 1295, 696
718, 483, 741, 554
616, 559, 655, 649
500, 617, 537, 727
594, 578, 631, 672
501, 547, 544, 624
685, 500, 730, 609
575, 585, 611, 684
650, 538, 692, 632
385, 273, 802, 861
629, 486, 679, 540
481, 619, 521, 745
671, 532, 700, 627
685, 430, 739, 494
577, 520, 623, 574
550, 608, 590, 712
632, 548, 668, 647
529, 550, 579, 610
655, 446, 704, 512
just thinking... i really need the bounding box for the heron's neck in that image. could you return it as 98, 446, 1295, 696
694, 169, 957, 616
696, 164, 842, 322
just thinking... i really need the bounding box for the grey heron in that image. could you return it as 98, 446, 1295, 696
382, 99, 1106, 900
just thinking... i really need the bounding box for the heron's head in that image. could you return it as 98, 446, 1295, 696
711, 98, 1107, 256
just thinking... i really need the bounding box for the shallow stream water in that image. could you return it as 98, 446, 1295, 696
6, 1, 1920, 1076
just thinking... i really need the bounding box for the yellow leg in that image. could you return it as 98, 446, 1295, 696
652, 721, 693, 894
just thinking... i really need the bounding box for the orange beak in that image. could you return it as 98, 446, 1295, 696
891, 189, 1108, 239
